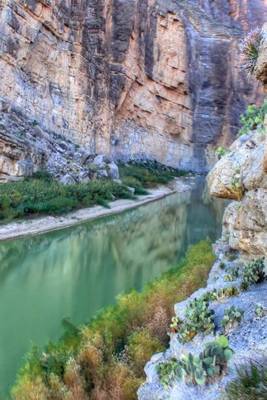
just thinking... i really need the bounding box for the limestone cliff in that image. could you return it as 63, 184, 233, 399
208, 125, 267, 256
0, 0, 265, 180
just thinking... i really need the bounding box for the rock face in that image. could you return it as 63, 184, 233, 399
207, 125, 267, 256
0, 0, 265, 179
0, 99, 119, 182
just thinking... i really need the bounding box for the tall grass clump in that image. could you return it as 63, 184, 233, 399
225, 361, 267, 400
12, 241, 215, 400
241, 28, 262, 75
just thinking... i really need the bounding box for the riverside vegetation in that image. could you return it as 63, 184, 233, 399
0, 162, 184, 223
12, 241, 215, 400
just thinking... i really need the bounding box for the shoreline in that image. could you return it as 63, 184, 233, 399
0, 179, 191, 241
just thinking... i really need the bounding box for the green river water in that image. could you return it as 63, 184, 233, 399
0, 178, 224, 397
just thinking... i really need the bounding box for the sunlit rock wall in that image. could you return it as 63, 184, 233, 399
0, 0, 266, 175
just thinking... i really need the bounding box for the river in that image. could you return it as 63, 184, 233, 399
0, 177, 224, 397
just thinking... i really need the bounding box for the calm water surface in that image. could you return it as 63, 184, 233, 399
0, 178, 224, 396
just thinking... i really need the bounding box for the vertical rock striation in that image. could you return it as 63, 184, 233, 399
0, 0, 266, 179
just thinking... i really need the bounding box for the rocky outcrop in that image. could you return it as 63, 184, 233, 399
0, 99, 119, 182
0, 0, 265, 179
207, 125, 267, 256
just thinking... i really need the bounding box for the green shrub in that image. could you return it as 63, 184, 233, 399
0, 177, 134, 222
121, 176, 149, 195
119, 161, 186, 189
0, 162, 183, 222
215, 147, 229, 159
31, 170, 53, 181
222, 306, 244, 334
158, 336, 233, 388
33, 196, 79, 214
122, 176, 143, 189
127, 329, 164, 375
241, 258, 266, 290
239, 100, 267, 136
225, 361, 267, 400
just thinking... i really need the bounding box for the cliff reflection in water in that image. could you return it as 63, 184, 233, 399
0, 177, 224, 396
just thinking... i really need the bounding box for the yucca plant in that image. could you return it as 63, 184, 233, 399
225, 361, 267, 400
241, 28, 262, 75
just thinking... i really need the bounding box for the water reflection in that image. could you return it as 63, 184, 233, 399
0, 178, 223, 396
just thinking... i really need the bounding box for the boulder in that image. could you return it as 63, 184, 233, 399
93, 154, 110, 169
107, 161, 120, 180
208, 122, 267, 256
208, 131, 267, 200
223, 189, 267, 256
59, 174, 76, 185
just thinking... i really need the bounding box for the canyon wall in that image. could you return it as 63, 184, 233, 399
0, 0, 266, 178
